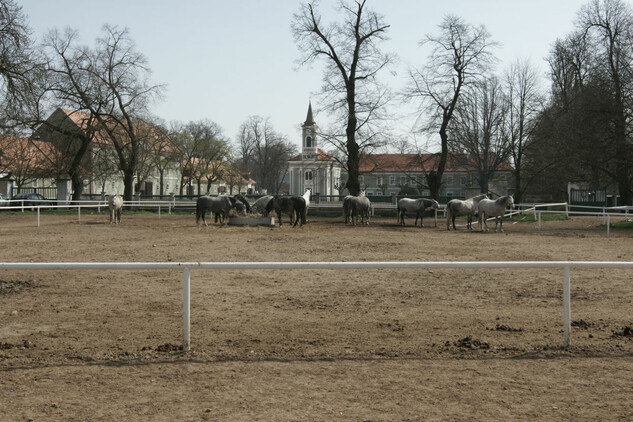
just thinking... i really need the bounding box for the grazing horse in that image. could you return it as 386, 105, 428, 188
446, 193, 488, 230
397, 197, 440, 227
478, 195, 515, 232
266, 195, 307, 227
344, 191, 371, 225
233, 194, 252, 215
108, 194, 123, 225
251, 195, 274, 216
196, 195, 239, 226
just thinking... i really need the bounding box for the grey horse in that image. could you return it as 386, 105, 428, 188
343, 192, 371, 225
397, 197, 440, 227
196, 195, 239, 226
446, 193, 488, 230
251, 195, 274, 216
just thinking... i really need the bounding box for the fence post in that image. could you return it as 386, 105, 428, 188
37, 207, 40, 227
563, 265, 571, 348
182, 267, 191, 352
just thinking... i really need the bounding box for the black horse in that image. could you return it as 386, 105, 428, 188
265, 195, 307, 227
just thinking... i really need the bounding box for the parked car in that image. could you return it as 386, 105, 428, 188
12, 192, 55, 208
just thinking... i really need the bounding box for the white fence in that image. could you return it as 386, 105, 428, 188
2, 260, 632, 352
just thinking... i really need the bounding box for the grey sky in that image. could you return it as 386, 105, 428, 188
19, 0, 596, 149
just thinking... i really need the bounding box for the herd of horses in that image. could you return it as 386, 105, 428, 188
191, 190, 515, 232
107, 191, 514, 232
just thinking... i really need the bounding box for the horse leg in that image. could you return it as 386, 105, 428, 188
292, 210, 299, 227
499, 217, 504, 232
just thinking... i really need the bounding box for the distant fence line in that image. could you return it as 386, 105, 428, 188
1, 199, 632, 234
1, 260, 632, 352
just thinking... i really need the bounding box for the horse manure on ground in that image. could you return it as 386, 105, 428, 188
611, 326, 633, 338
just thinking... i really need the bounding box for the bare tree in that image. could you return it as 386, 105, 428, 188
504, 59, 544, 203
404, 15, 497, 200
450, 76, 510, 194
0, 0, 38, 128
578, 0, 633, 204
0, 134, 45, 192
170, 120, 230, 195
235, 116, 297, 194
292, 0, 393, 195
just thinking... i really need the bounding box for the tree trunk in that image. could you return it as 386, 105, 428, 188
123, 168, 135, 201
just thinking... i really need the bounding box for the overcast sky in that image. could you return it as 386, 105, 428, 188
19, 0, 606, 149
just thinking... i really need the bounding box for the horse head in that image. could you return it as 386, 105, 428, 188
431, 199, 440, 209
506, 195, 515, 209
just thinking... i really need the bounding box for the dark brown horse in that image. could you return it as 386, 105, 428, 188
266, 195, 307, 227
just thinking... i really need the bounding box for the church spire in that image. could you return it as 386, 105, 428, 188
303, 100, 315, 126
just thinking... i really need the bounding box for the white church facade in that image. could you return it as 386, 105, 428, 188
287, 102, 342, 200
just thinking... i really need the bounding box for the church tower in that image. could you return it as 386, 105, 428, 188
301, 101, 317, 161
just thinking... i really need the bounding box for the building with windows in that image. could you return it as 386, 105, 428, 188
287, 102, 342, 199
356, 153, 514, 200
287, 102, 514, 201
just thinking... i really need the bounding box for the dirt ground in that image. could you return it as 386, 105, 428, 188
1, 210, 633, 421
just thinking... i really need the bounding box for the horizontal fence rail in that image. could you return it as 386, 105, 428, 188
2, 260, 633, 352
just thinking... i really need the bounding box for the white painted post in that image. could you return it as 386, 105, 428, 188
182, 267, 191, 352
37, 207, 40, 227
565, 202, 569, 218
563, 265, 571, 348
607, 214, 611, 236
78, 206, 81, 222
158, 206, 161, 219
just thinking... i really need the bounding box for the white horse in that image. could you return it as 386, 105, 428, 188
302, 189, 311, 209
397, 197, 440, 227
108, 194, 123, 225
478, 195, 515, 232
446, 193, 488, 230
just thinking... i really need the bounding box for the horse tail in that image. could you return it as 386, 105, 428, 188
300, 204, 307, 225
445, 206, 452, 229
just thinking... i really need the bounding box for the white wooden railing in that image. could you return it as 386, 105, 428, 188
2, 260, 632, 352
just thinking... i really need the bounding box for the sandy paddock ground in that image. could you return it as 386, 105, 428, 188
1, 210, 633, 421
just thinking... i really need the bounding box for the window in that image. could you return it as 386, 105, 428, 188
359, 175, 364, 185
305, 136, 312, 148
460, 176, 467, 186
305, 171, 313, 181
410, 176, 417, 186
389, 176, 396, 185
446, 175, 454, 185
400, 176, 407, 185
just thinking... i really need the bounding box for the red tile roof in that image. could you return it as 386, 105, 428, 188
359, 153, 513, 173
